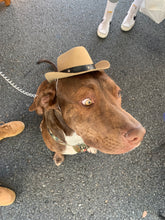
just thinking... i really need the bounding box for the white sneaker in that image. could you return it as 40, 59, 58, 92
121, 4, 138, 31
97, 20, 111, 38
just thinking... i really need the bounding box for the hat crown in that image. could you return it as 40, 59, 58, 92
57, 46, 93, 72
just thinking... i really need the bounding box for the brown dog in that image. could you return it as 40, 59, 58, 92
29, 70, 146, 166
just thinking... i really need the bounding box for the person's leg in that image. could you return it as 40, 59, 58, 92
121, 0, 143, 31
97, 0, 118, 38
0, 187, 16, 206
0, 121, 25, 140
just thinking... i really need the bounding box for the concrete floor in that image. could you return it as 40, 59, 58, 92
0, 0, 165, 219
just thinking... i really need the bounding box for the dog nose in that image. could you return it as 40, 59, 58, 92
124, 126, 146, 144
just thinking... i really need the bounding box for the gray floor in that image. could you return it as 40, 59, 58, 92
0, 0, 165, 219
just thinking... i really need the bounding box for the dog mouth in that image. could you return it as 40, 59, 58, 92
117, 141, 142, 154
77, 124, 146, 155
83, 134, 144, 155
97, 142, 142, 155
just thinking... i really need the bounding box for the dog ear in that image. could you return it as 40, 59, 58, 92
29, 80, 57, 115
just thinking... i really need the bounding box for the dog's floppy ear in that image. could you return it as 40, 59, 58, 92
29, 80, 57, 115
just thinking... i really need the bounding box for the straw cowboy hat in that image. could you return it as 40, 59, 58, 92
45, 46, 110, 81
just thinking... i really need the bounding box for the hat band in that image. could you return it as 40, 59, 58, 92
61, 64, 95, 73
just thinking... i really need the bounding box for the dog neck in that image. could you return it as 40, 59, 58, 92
48, 128, 89, 155
45, 81, 89, 154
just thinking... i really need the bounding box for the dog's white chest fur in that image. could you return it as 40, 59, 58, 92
62, 132, 97, 155
65, 132, 84, 146
62, 132, 84, 155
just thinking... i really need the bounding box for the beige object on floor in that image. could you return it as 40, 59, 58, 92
0, 187, 16, 206
0, 121, 25, 140
0, 0, 11, 6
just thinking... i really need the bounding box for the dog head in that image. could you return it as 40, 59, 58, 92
29, 71, 146, 154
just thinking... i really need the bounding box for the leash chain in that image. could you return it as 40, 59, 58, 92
0, 71, 37, 98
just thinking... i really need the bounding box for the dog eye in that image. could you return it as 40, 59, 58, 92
82, 98, 94, 106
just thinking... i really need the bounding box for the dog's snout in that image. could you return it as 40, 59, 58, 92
123, 126, 146, 144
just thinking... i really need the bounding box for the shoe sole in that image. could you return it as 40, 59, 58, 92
121, 23, 135, 32
97, 29, 108, 38
97, 23, 110, 39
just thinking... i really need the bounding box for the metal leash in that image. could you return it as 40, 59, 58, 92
0, 71, 37, 98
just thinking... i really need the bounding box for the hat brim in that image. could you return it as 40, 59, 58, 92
45, 60, 110, 81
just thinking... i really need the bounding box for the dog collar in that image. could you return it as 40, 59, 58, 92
48, 129, 89, 153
